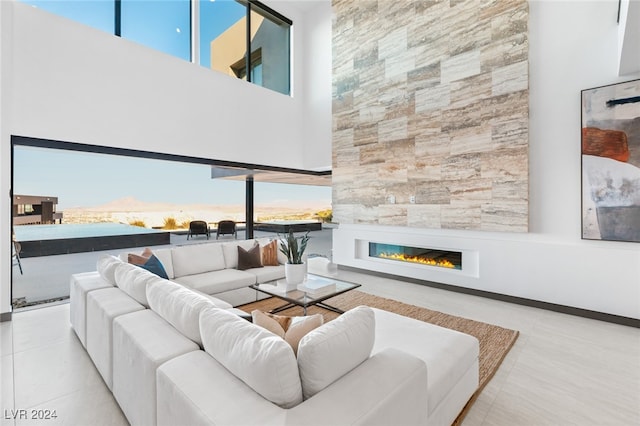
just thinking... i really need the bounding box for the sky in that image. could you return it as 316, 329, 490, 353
14, 146, 331, 210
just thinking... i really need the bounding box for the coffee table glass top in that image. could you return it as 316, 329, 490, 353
249, 274, 361, 315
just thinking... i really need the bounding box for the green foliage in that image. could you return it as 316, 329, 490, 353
315, 209, 333, 223
278, 230, 310, 264
162, 217, 178, 230
129, 220, 147, 228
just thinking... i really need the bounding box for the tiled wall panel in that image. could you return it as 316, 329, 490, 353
332, 0, 529, 232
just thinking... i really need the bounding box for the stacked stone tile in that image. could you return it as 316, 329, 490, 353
332, 0, 529, 232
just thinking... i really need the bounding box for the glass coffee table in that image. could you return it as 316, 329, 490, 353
249, 274, 361, 316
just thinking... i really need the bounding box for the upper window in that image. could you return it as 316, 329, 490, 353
201, 0, 291, 95
200, 0, 246, 76
121, 0, 191, 62
249, 5, 290, 95
21, 0, 115, 34
19, 0, 292, 96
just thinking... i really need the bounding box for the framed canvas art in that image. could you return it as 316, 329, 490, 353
581, 79, 640, 242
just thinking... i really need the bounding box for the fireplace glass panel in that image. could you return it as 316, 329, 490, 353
369, 242, 462, 270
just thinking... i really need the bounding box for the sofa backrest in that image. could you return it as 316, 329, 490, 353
114, 262, 165, 308
146, 279, 223, 346
297, 305, 375, 400
96, 254, 122, 286
199, 307, 303, 409
171, 243, 226, 278
152, 248, 174, 279
221, 239, 260, 269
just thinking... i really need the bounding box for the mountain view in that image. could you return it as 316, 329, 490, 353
63, 197, 332, 228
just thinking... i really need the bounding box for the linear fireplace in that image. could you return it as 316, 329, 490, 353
369, 242, 462, 270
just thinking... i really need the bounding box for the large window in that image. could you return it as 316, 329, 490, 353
249, 5, 290, 95
18, 0, 291, 95
200, 0, 247, 78
21, 0, 115, 34
121, 0, 191, 61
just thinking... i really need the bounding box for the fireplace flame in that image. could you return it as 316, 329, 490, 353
377, 252, 456, 268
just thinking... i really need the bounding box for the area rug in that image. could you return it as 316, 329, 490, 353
239, 290, 519, 425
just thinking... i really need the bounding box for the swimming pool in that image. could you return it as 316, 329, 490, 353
14, 223, 170, 258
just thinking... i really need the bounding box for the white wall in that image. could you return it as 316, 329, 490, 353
333, 0, 640, 319
300, 1, 332, 170
0, 1, 13, 317
9, 1, 316, 165
0, 0, 332, 316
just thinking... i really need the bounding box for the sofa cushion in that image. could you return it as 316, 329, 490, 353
86, 287, 145, 390
246, 265, 285, 283
199, 307, 303, 409
297, 306, 375, 399
370, 307, 480, 417
237, 244, 262, 271
146, 279, 220, 346
112, 309, 199, 426
222, 239, 260, 269
187, 288, 233, 310
173, 268, 256, 295
171, 243, 225, 278
70, 271, 114, 348
96, 255, 122, 285
252, 311, 324, 355
114, 262, 163, 307
260, 240, 280, 266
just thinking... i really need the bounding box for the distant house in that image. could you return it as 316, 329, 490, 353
13, 195, 63, 225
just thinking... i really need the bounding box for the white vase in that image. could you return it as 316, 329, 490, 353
285, 263, 307, 286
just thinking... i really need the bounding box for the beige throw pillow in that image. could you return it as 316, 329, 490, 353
261, 240, 280, 266
252, 310, 324, 355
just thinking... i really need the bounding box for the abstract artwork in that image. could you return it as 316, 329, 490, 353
581, 79, 640, 242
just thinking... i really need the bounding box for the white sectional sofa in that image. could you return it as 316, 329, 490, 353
130, 237, 285, 306
70, 241, 480, 426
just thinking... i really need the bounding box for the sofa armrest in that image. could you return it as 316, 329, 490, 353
285, 348, 428, 425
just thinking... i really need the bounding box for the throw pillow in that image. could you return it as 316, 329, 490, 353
127, 247, 154, 265
286, 315, 324, 355
139, 254, 169, 279
260, 240, 280, 266
126, 248, 169, 279
252, 310, 288, 338
252, 310, 324, 355
297, 306, 375, 399
199, 307, 303, 408
237, 243, 262, 270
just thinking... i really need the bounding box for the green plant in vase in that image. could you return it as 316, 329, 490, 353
279, 230, 310, 286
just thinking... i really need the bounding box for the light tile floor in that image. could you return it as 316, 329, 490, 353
1, 267, 639, 425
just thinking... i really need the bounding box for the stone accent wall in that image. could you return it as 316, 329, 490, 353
332, 0, 529, 232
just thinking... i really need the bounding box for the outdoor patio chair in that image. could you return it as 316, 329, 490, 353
216, 220, 237, 240
12, 240, 23, 275
187, 220, 210, 240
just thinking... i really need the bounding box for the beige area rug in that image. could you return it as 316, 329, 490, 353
239, 290, 519, 425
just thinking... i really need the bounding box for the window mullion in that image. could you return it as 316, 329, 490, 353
246, 2, 252, 83
115, 0, 121, 37
191, 0, 199, 64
